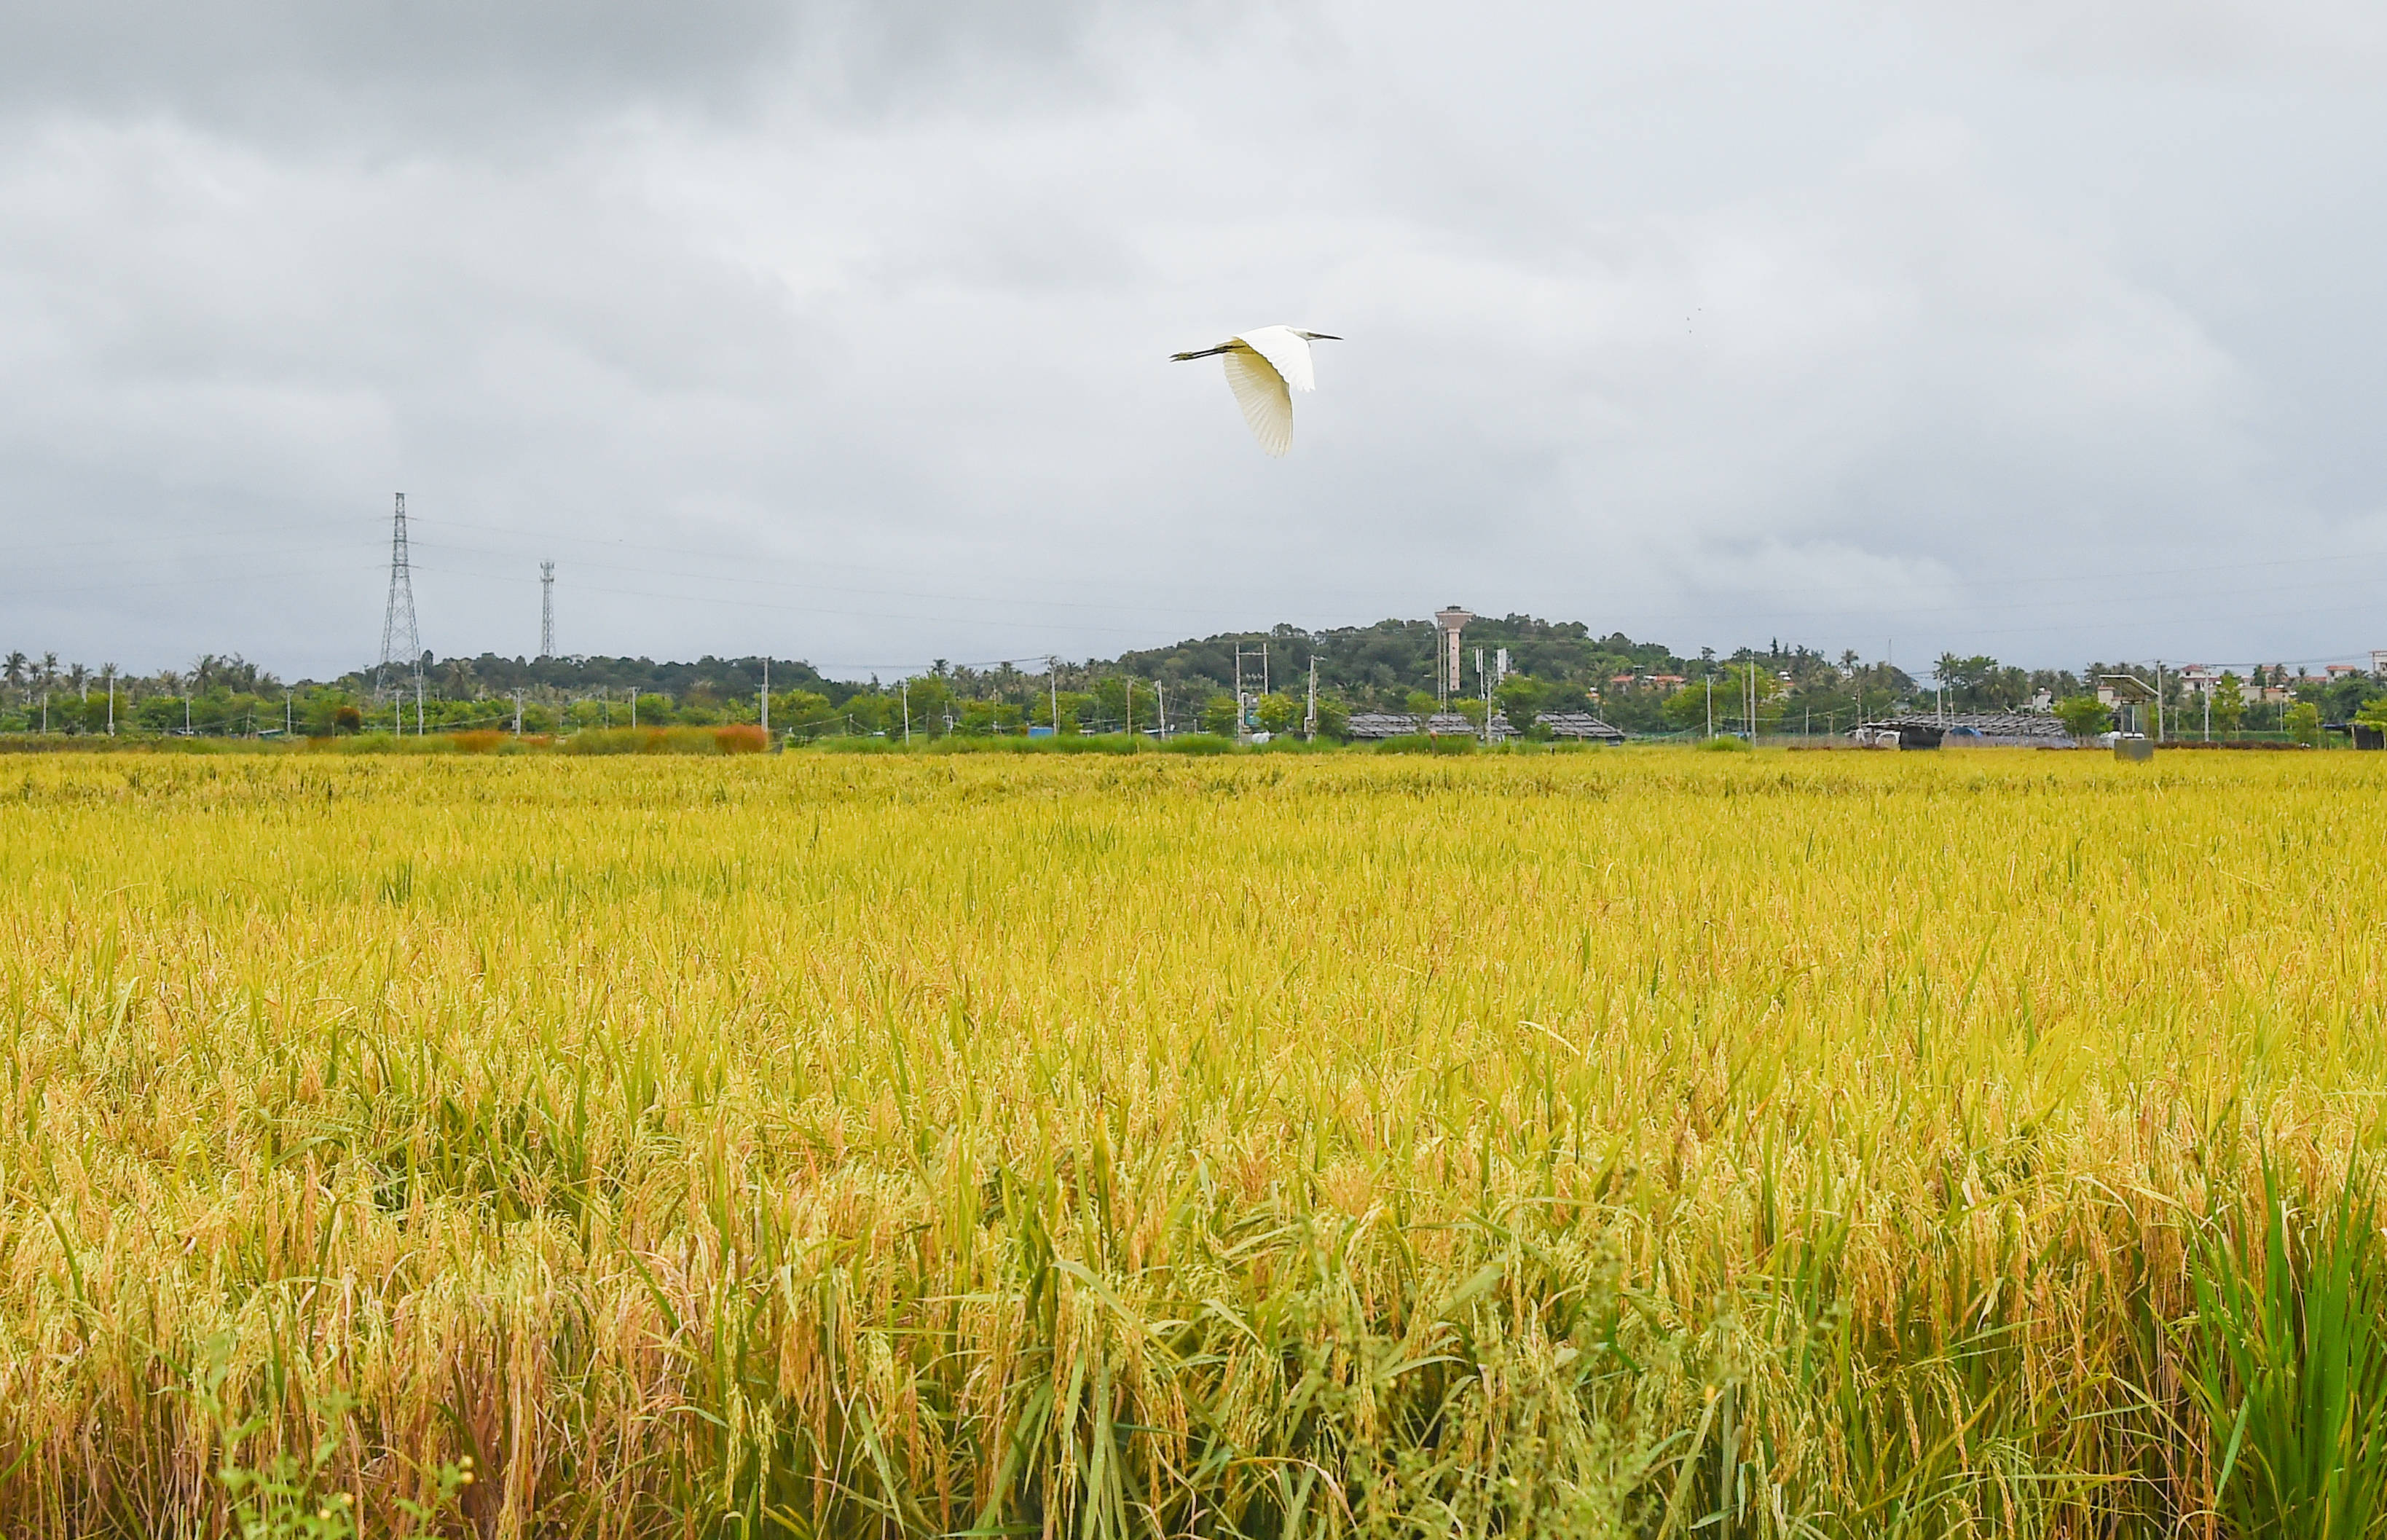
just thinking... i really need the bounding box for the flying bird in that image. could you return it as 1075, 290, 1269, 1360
1170, 326, 1341, 456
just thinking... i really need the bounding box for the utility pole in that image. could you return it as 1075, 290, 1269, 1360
1305, 653, 1318, 741
761, 658, 770, 736
902, 677, 912, 745
285, 689, 293, 736
1155, 677, 1166, 739
105, 667, 114, 736
539, 561, 555, 659
1123, 675, 1132, 738
1704, 675, 1713, 739
514, 689, 524, 735
1048, 657, 1060, 737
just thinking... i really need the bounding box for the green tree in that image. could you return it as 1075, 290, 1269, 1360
1090, 677, 1157, 734
1031, 690, 1091, 734
772, 689, 835, 738
2055, 695, 2112, 739
958, 699, 1023, 735
2211, 673, 2245, 735
1726, 663, 1786, 732
302, 689, 359, 736
2358, 696, 2387, 730
1254, 693, 1299, 736
1493, 675, 1546, 735
675, 685, 725, 725
1662, 680, 1715, 733
1403, 689, 1438, 717
896, 677, 953, 737
2286, 700, 2322, 746
1199, 694, 1239, 736
844, 694, 893, 735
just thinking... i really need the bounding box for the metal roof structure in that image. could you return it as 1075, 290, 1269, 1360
1867, 712, 2075, 749
1344, 712, 1480, 739
1535, 712, 1625, 741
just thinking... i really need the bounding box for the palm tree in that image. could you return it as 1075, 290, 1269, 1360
66, 664, 89, 699
2, 651, 25, 705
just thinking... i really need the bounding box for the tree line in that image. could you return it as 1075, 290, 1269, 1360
6, 629, 2381, 742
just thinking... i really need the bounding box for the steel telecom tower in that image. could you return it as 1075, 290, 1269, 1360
375, 494, 421, 704
539, 561, 555, 659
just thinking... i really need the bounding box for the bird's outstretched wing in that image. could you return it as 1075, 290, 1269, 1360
1221, 347, 1294, 456
1235, 326, 1316, 393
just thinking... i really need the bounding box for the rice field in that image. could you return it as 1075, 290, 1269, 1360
4, 747, 2386, 1538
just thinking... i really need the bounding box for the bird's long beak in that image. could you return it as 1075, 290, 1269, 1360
1304, 333, 1342, 341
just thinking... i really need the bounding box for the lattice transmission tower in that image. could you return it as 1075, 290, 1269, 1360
539, 561, 555, 659
375, 492, 421, 704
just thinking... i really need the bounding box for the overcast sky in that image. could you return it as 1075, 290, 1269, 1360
3, 0, 2383, 680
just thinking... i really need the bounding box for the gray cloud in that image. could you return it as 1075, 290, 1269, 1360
1900, 0, 2387, 85
3, 0, 2383, 677
0, 0, 1218, 144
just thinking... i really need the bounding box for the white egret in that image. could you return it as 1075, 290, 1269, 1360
1170, 326, 1340, 456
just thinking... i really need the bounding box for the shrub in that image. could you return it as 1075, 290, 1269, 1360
2055, 695, 2112, 739
568, 726, 763, 756
1372, 734, 1476, 755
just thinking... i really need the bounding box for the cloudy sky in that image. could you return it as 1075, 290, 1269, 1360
3, 0, 2383, 680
